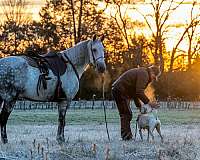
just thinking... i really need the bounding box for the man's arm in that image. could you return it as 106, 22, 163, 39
135, 71, 149, 104
133, 97, 142, 110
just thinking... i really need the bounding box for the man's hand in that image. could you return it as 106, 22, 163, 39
148, 101, 160, 109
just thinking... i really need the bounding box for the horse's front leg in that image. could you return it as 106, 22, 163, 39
0, 100, 16, 144
57, 100, 69, 143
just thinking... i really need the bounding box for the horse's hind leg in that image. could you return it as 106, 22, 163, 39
0, 100, 16, 144
57, 100, 70, 144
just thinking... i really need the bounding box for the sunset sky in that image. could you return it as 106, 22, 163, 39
0, 0, 199, 52
0, 0, 45, 22
102, 1, 199, 52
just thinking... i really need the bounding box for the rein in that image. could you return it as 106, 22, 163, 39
61, 52, 80, 83
61, 41, 104, 82
102, 73, 110, 142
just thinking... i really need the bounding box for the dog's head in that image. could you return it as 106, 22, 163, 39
140, 104, 154, 114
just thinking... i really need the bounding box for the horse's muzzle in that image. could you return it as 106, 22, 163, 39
96, 62, 106, 73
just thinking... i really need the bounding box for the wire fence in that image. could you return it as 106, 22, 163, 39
3, 100, 200, 110
12, 100, 116, 110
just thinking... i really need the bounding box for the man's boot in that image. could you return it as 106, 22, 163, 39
120, 115, 133, 140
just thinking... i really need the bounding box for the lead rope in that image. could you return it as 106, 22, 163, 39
102, 73, 110, 142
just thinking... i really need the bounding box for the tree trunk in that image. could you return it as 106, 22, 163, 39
70, 0, 77, 44
187, 40, 192, 70
77, 0, 83, 43
169, 48, 176, 72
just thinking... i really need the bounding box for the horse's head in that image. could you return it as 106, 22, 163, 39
87, 35, 106, 73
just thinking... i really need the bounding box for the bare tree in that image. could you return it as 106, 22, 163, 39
186, 1, 200, 70
111, 0, 131, 49
67, 0, 109, 45
1, 0, 31, 25
133, 0, 184, 71
108, 0, 152, 68
169, 0, 200, 71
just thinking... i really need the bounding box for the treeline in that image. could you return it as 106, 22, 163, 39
155, 59, 200, 101
79, 58, 200, 100
0, 0, 199, 100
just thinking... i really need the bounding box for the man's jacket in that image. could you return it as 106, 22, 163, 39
112, 67, 151, 107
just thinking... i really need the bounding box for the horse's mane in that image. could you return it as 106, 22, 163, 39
61, 40, 90, 65
64, 40, 89, 54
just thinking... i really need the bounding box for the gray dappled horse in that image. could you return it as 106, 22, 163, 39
0, 35, 106, 144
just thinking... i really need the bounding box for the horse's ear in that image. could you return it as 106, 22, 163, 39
92, 35, 97, 41
100, 35, 104, 42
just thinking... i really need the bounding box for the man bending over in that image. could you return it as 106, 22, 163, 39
112, 65, 161, 140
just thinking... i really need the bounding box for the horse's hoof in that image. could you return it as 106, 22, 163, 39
1, 138, 8, 144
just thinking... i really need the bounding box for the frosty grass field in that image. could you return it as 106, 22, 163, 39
1, 107, 200, 159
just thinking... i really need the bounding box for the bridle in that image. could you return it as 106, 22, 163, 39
90, 42, 105, 66
60, 40, 105, 82
90, 41, 110, 141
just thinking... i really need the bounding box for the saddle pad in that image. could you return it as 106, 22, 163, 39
44, 54, 67, 76
21, 54, 67, 76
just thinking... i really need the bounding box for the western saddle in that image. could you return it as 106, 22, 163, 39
22, 48, 67, 101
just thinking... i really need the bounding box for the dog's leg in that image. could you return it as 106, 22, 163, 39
147, 128, 150, 142
149, 129, 154, 142
156, 124, 163, 143
139, 129, 143, 141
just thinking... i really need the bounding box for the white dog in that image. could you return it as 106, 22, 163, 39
135, 104, 163, 142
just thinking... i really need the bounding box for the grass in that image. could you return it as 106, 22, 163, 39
158, 109, 200, 124
7, 108, 200, 125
